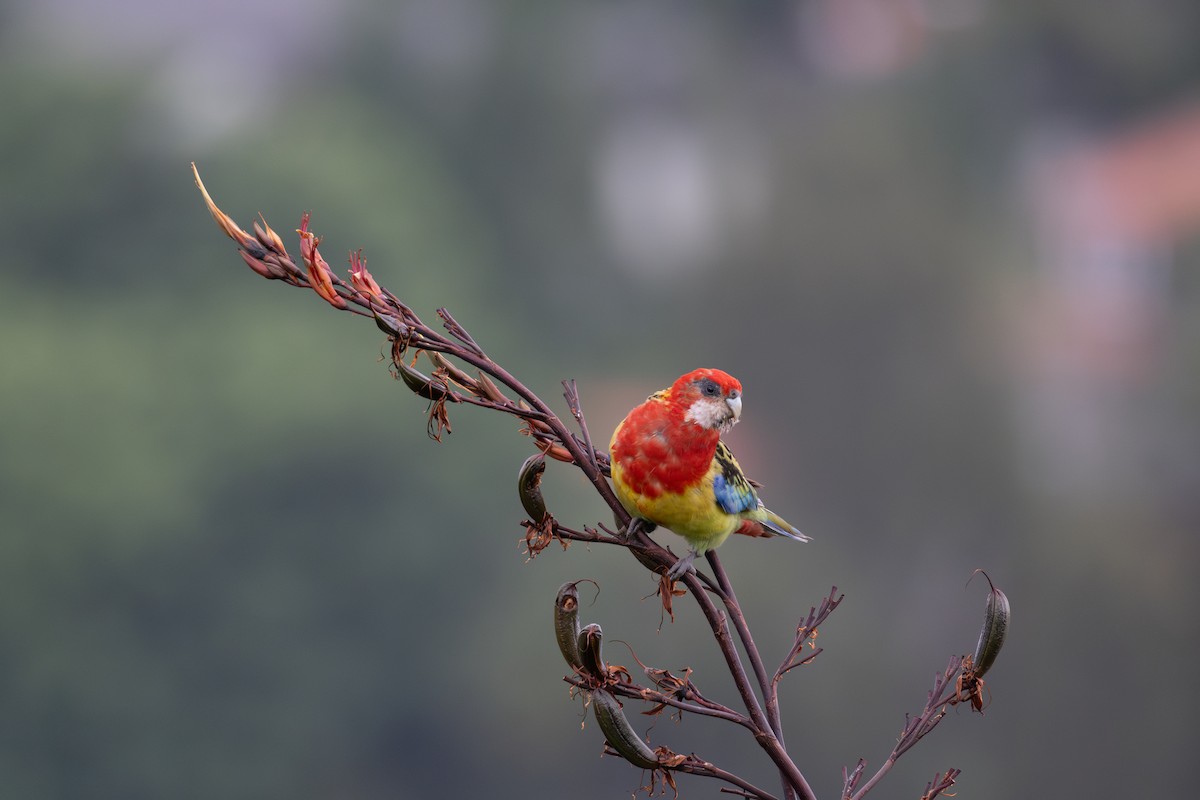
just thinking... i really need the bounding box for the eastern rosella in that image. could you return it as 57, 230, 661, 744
609, 368, 809, 579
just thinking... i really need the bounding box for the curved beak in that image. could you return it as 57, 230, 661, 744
726, 394, 742, 422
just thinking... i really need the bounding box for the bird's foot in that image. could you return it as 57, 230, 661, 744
623, 517, 657, 540
666, 550, 698, 581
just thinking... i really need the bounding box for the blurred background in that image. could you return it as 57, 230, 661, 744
3, 1, 1198, 798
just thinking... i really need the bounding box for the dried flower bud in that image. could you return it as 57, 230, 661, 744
348, 249, 384, 302
542, 443, 575, 463
238, 250, 277, 280
297, 214, 347, 309
192, 163, 257, 252
427, 351, 478, 392
475, 372, 508, 403
253, 216, 288, 256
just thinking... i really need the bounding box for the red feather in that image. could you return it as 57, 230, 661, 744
611, 369, 740, 498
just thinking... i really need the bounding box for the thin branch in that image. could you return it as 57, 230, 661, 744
920, 769, 962, 800
706, 552, 797, 800
563, 379, 601, 475
841, 758, 866, 800
773, 588, 843, 687
707, 553, 778, 730
849, 656, 963, 800
679, 568, 814, 800
775, 647, 824, 680
615, 641, 749, 724
678, 678, 745, 720
564, 676, 753, 730
676, 758, 782, 800
436, 307, 485, 356
549, 523, 619, 544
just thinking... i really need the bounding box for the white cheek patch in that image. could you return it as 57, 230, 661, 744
685, 399, 737, 432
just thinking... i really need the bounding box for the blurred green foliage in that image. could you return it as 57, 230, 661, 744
2, 2, 1198, 799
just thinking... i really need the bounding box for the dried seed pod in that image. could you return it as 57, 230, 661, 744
971, 572, 1010, 678
517, 453, 548, 521
591, 688, 660, 769
396, 356, 449, 400
554, 581, 583, 670
371, 309, 405, 337
577, 623, 606, 680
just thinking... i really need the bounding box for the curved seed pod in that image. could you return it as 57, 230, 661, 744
518, 454, 548, 520
372, 309, 406, 338
971, 574, 1010, 678
554, 581, 583, 670
577, 623, 606, 680
591, 688, 660, 769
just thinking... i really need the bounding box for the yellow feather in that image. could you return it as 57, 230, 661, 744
611, 459, 737, 555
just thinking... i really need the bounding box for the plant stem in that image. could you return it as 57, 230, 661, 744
682, 569, 815, 800
707, 552, 798, 800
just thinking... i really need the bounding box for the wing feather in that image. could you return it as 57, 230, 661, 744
711, 441, 760, 515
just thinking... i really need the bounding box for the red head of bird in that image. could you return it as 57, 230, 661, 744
668, 368, 743, 435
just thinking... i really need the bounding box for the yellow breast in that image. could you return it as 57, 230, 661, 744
612, 463, 736, 553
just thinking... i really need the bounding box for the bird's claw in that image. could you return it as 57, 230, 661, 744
623, 517, 657, 540
666, 550, 697, 581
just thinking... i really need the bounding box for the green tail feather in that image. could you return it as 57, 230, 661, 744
754, 509, 812, 542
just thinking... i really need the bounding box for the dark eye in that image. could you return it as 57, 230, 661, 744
700, 379, 719, 397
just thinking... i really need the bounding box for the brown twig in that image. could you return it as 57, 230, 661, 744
706, 552, 798, 800
675, 758, 781, 800
565, 675, 754, 731
848, 656, 964, 800
773, 588, 844, 687
677, 567, 813, 800
920, 769, 962, 800
563, 379, 602, 475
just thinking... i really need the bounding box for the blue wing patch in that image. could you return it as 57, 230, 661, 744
712, 441, 759, 515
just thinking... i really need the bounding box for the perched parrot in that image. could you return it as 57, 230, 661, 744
609, 368, 809, 579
